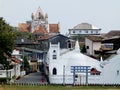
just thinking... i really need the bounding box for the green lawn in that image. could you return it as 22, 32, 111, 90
1, 85, 120, 90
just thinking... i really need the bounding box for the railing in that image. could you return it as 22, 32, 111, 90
0, 69, 14, 78
49, 75, 120, 85
15, 81, 48, 86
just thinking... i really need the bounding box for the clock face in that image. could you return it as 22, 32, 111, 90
33, 21, 38, 28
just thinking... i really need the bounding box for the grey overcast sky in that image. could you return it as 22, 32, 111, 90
0, 0, 120, 34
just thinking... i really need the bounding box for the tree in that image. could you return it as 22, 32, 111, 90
0, 17, 16, 66
81, 45, 86, 53
23, 56, 30, 69
23, 56, 30, 74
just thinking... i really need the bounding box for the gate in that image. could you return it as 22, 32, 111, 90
71, 66, 91, 85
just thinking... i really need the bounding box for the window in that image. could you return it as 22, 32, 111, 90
79, 30, 81, 33
117, 70, 119, 75
21, 39, 24, 42
75, 74, 78, 78
85, 30, 88, 33
91, 30, 93, 33
53, 50, 56, 53
53, 68, 57, 75
73, 30, 75, 33
96, 31, 98, 34
68, 40, 71, 49
86, 46, 89, 49
53, 55, 57, 59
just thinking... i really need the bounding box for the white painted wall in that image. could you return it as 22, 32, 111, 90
48, 43, 120, 85
0, 70, 8, 78
14, 64, 21, 77
100, 54, 120, 84
85, 38, 101, 55
48, 42, 60, 76
93, 42, 101, 55
0, 69, 16, 78
85, 38, 93, 55
48, 41, 101, 84
69, 29, 100, 35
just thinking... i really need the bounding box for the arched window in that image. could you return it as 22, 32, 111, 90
117, 70, 119, 75
73, 30, 75, 33
53, 68, 57, 75
68, 40, 71, 49
53, 50, 56, 53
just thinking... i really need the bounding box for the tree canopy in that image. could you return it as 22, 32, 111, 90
0, 17, 16, 66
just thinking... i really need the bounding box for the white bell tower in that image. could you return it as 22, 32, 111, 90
48, 42, 60, 63
47, 42, 60, 77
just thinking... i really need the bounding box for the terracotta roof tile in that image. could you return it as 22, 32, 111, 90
33, 25, 48, 35
49, 24, 60, 33
18, 23, 31, 32
91, 68, 101, 74
11, 56, 22, 64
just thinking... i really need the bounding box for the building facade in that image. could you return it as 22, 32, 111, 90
37, 34, 75, 50
18, 7, 60, 36
85, 36, 102, 56
46, 41, 101, 84
69, 23, 101, 36
30, 7, 49, 33
46, 41, 120, 85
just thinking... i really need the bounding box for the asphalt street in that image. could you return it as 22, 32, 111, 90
15, 72, 47, 85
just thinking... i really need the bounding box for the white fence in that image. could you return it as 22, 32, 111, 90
0, 69, 14, 78
49, 75, 120, 85
49, 75, 73, 84
0, 69, 26, 79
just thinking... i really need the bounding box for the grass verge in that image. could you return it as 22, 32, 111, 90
0, 85, 120, 90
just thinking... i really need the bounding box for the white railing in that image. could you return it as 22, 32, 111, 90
0, 69, 14, 78
49, 75, 120, 85
88, 75, 101, 84
49, 75, 73, 84
0, 69, 21, 78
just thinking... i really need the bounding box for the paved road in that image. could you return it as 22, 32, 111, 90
15, 72, 47, 85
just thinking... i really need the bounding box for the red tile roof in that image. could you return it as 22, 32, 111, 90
11, 56, 22, 64
18, 23, 31, 32
49, 24, 60, 33
91, 68, 101, 75
33, 25, 48, 35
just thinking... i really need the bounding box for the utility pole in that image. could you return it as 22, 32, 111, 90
22, 47, 24, 70
63, 65, 65, 85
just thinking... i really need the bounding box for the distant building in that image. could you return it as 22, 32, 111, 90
0, 49, 23, 79
30, 7, 49, 33
46, 41, 101, 84
102, 30, 120, 50
69, 23, 101, 36
103, 30, 120, 39
85, 36, 102, 56
99, 49, 120, 84
18, 7, 60, 36
46, 40, 120, 85
37, 34, 75, 50
11, 49, 22, 78
102, 36, 120, 50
